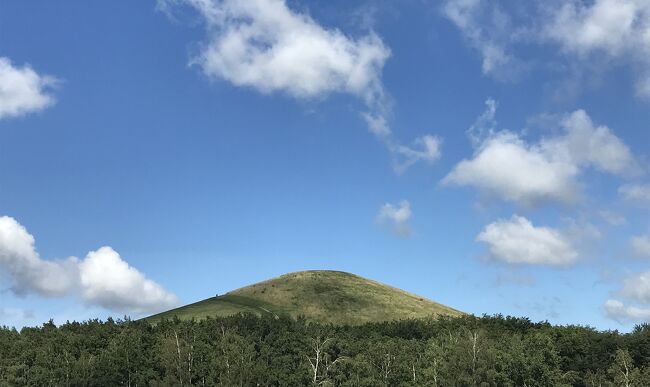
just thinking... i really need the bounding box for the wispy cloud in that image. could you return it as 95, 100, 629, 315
631, 234, 650, 259
619, 183, 650, 207
443, 0, 650, 98
599, 210, 627, 226
441, 0, 528, 81
376, 200, 413, 238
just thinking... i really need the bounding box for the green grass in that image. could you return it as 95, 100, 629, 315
146, 270, 463, 325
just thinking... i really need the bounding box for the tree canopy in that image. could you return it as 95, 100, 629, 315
1, 314, 649, 386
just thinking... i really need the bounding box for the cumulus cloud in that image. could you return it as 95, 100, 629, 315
443, 131, 579, 206
604, 299, 650, 322
542, 110, 639, 176
0, 57, 57, 119
376, 200, 412, 238
619, 184, 650, 207
543, 0, 650, 96
160, 0, 441, 171
543, 0, 644, 55
619, 271, 650, 304
0, 216, 78, 297
181, 0, 389, 103
443, 100, 637, 206
79, 247, 179, 313
606, 271, 650, 322
476, 215, 578, 266
0, 216, 178, 314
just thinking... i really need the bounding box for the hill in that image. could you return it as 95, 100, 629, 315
146, 270, 463, 325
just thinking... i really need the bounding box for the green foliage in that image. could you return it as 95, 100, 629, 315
147, 270, 464, 325
1, 314, 650, 386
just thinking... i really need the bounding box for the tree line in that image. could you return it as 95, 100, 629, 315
1, 313, 650, 386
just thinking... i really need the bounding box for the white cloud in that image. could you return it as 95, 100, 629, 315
541, 110, 639, 176
444, 0, 650, 97
604, 299, 650, 322
619, 184, 650, 207
363, 112, 392, 138
542, 0, 650, 99
377, 200, 412, 238
619, 271, 650, 304
390, 135, 442, 173
443, 131, 579, 206
0, 216, 178, 314
0, 216, 78, 297
0, 307, 34, 320
605, 271, 650, 322
0, 307, 36, 328
79, 247, 180, 314
599, 210, 627, 226
476, 215, 579, 266
162, 0, 441, 171
494, 271, 535, 287
631, 234, 650, 258
0, 57, 57, 119
467, 98, 498, 147
441, 0, 526, 80
183, 0, 389, 104
605, 270, 650, 322
443, 101, 637, 206
544, 0, 644, 56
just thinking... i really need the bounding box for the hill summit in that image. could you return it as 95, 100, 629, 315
147, 270, 462, 325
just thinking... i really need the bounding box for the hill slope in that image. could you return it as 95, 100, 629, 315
147, 270, 463, 325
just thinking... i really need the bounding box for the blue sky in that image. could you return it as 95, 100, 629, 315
1, 0, 650, 330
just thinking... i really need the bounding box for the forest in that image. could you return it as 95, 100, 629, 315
1, 313, 649, 386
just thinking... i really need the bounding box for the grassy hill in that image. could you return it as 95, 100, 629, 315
146, 270, 463, 325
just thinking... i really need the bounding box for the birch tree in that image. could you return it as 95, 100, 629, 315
305, 336, 346, 386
